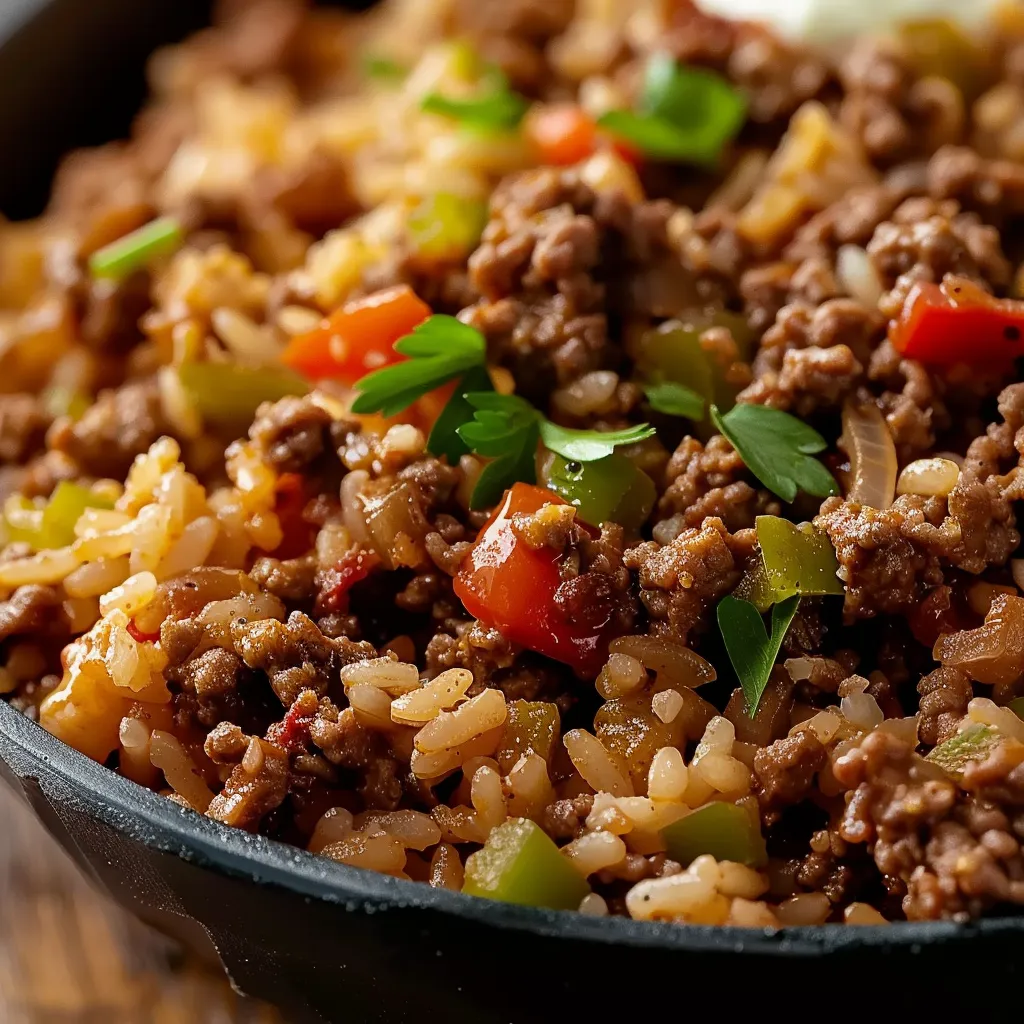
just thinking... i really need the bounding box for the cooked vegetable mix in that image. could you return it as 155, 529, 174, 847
6, 0, 1024, 931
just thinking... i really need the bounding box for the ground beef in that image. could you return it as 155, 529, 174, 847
249, 554, 317, 602
232, 610, 377, 707
663, 1, 830, 123
927, 145, 1024, 226
204, 720, 250, 764
814, 484, 1016, 623
249, 394, 345, 473
0, 585, 68, 642
542, 793, 594, 841
754, 731, 827, 825
454, 0, 574, 93
917, 666, 974, 748
0, 395, 50, 464
47, 378, 171, 479
866, 198, 1011, 300
838, 36, 964, 167
655, 434, 777, 538
308, 701, 403, 810
834, 728, 1024, 920
207, 738, 291, 830
625, 517, 756, 644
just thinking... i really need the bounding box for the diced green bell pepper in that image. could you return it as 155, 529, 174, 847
739, 515, 844, 612
41, 385, 90, 421
462, 818, 591, 910
178, 362, 309, 431
6, 482, 115, 551
408, 194, 488, 261
495, 700, 560, 775
542, 452, 656, 532
661, 801, 767, 868
1009, 698, 1024, 721
926, 723, 1002, 780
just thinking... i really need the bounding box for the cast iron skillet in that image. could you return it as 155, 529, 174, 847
0, 3, 1021, 1020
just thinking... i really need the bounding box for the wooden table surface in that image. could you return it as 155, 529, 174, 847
0, 781, 284, 1023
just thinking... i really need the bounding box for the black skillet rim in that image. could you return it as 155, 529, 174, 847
1, 699, 1002, 955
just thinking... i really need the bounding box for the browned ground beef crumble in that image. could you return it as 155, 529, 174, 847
7, 0, 1024, 927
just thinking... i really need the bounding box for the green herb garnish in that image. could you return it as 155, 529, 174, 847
597, 55, 746, 164
363, 55, 407, 81
421, 66, 528, 130
717, 594, 800, 716
89, 216, 184, 281
456, 393, 655, 507
643, 380, 706, 420
352, 315, 655, 508
710, 404, 839, 503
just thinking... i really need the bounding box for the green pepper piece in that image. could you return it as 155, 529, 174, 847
495, 700, 560, 775
541, 452, 656, 532
1009, 698, 1024, 721
10, 482, 115, 551
753, 515, 843, 609
178, 362, 309, 432
661, 801, 767, 868
926, 723, 1002, 780
408, 194, 488, 261
463, 818, 591, 910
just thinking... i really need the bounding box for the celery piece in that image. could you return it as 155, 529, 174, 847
178, 362, 309, 431
463, 818, 590, 910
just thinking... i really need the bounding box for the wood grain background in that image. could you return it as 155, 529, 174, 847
0, 781, 283, 1023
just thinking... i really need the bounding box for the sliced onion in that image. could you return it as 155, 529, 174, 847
933, 593, 1024, 686
609, 635, 716, 687
841, 399, 897, 510
836, 245, 883, 308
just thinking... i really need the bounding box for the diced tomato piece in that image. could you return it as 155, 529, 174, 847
526, 104, 600, 166
890, 275, 1024, 370
281, 285, 431, 384
270, 473, 319, 560
267, 698, 318, 754
316, 549, 381, 615
453, 483, 614, 677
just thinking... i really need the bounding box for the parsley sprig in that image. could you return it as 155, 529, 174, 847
352, 316, 656, 508
643, 380, 705, 420
717, 594, 800, 717
421, 66, 528, 130
711, 404, 839, 503
597, 54, 747, 164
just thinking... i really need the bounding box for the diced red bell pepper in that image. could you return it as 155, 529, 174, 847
281, 285, 432, 384
453, 483, 614, 677
525, 103, 641, 167
266, 697, 318, 754
890, 275, 1024, 370
270, 472, 319, 561
315, 548, 381, 615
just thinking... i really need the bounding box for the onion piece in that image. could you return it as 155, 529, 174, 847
841, 398, 897, 510
836, 245, 883, 308
609, 635, 716, 687
896, 457, 960, 498
933, 593, 1024, 686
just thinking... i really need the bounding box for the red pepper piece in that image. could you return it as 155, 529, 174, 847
266, 698, 318, 754
315, 549, 381, 615
453, 482, 613, 677
281, 284, 431, 384
890, 275, 1024, 370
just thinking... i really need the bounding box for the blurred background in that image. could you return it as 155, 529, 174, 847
0, 783, 281, 1022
